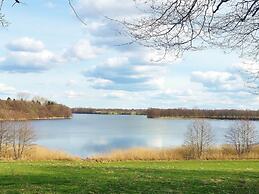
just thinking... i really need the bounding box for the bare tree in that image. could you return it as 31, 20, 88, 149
16, 92, 30, 101
225, 120, 257, 157
32, 96, 48, 105
185, 119, 213, 159
121, 0, 259, 89
10, 121, 36, 159
0, 121, 8, 157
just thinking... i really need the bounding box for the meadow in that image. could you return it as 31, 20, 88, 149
0, 160, 258, 193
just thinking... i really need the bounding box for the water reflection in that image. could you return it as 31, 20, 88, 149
82, 137, 147, 154
32, 114, 259, 157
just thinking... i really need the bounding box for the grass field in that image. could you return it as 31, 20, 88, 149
0, 160, 258, 194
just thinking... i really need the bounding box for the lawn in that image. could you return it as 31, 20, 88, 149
0, 160, 258, 194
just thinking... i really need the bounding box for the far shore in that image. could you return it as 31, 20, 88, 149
147, 116, 259, 121
73, 112, 259, 121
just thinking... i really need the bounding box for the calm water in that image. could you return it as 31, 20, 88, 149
32, 114, 259, 157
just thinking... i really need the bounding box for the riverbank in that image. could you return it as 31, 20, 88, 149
0, 116, 72, 121
0, 160, 258, 193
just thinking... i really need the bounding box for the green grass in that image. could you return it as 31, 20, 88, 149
0, 160, 258, 194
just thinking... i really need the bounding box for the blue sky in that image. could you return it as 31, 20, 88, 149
0, 0, 258, 109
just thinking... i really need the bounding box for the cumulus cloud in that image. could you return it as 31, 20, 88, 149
6, 37, 45, 52
73, 0, 181, 94
0, 50, 63, 73
75, 0, 145, 52
1, 37, 104, 73
0, 37, 65, 73
83, 55, 167, 91
85, 20, 136, 52
191, 71, 245, 92
65, 39, 103, 60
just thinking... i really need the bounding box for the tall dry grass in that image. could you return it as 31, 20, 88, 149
92, 145, 259, 161
1, 144, 259, 161
0, 145, 80, 161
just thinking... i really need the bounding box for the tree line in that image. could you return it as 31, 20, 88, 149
72, 108, 146, 115
72, 108, 259, 120
147, 108, 259, 120
0, 98, 72, 120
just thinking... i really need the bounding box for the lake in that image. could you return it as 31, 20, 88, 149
32, 114, 259, 157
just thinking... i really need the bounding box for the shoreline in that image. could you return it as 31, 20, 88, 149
0, 116, 72, 122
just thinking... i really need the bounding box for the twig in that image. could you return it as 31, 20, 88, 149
68, 0, 87, 26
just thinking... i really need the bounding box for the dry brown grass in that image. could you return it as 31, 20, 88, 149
1, 145, 259, 161
93, 147, 192, 161
92, 145, 259, 161
0, 145, 80, 161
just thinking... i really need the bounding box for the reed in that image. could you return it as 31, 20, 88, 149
93, 145, 259, 161
0, 145, 79, 161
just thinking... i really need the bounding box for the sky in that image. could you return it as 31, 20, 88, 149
0, 0, 258, 109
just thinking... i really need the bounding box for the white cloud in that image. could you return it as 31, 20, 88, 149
84, 55, 168, 91
86, 77, 113, 87
191, 71, 245, 92
65, 90, 85, 99
9, 50, 63, 65
66, 79, 78, 87
2, 36, 106, 73
77, 0, 139, 19
0, 37, 65, 73
143, 49, 181, 64
103, 90, 143, 101
0, 83, 16, 95
106, 56, 129, 67
66, 39, 103, 60
103, 90, 129, 99
6, 37, 45, 52
0, 57, 5, 63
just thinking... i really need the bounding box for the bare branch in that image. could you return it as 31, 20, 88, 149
122, 0, 259, 92
68, 0, 87, 26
